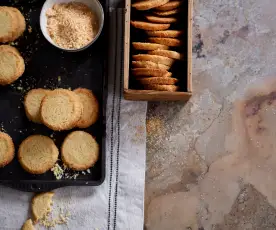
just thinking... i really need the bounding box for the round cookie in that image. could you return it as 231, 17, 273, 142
0, 7, 17, 43
32, 192, 54, 222
0, 45, 25, 85
41, 89, 83, 131
24, 89, 51, 124
74, 88, 99, 128
61, 131, 99, 171
18, 135, 59, 174
7, 7, 26, 40
0, 132, 15, 168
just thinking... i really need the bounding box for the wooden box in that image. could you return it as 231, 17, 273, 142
123, 0, 193, 101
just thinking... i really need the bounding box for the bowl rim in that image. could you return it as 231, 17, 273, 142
39, 0, 105, 52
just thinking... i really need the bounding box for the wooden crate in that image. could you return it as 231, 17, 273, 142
123, 0, 193, 101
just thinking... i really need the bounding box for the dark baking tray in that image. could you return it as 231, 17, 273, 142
0, 0, 107, 192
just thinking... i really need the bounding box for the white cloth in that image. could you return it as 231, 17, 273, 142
0, 8, 147, 230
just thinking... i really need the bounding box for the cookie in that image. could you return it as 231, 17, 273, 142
0, 7, 17, 43
41, 89, 83, 131
132, 42, 169, 50
154, 9, 180, 16
0, 45, 25, 85
132, 54, 174, 66
139, 77, 178, 85
148, 37, 182, 46
0, 132, 15, 168
32, 192, 54, 222
7, 7, 26, 40
61, 131, 99, 171
144, 84, 179, 91
132, 68, 172, 78
149, 50, 183, 60
18, 135, 59, 174
132, 0, 169, 10
74, 88, 99, 129
24, 88, 51, 124
146, 30, 183, 38
155, 0, 182, 10
130, 21, 170, 30
22, 219, 35, 230
132, 61, 170, 70
145, 15, 177, 24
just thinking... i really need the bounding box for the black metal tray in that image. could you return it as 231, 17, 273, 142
0, 0, 107, 192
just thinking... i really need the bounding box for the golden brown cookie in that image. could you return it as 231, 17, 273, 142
139, 77, 178, 85
132, 54, 174, 66
149, 50, 183, 60
132, 0, 169, 10
132, 61, 170, 70
155, 0, 182, 10
145, 15, 177, 24
0, 132, 15, 168
132, 42, 169, 50
130, 21, 170, 30
32, 192, 54, 222
154, 9, 180, 16
18, 135, 59, 174
74, 88, 99, 128
0, 7, 17, 43
24, 89, 51, 124
132, 68, 172, 78
41, 89, 83, 131
0, 45, 25, 85
146, 30, 183, 38
144, 84, 179, 91
148, 37, 182, 46
22, 219, 35, 230
7, 7, 26, 40
61, 131, 99, 171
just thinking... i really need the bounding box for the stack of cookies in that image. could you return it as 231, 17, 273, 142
131, 0, 184, 92
24, 88, 99, 131
0, 6, 26, 43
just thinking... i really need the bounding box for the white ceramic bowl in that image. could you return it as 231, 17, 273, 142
40, 0, 104, 52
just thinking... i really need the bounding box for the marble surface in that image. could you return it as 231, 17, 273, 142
145, 0, 276, 229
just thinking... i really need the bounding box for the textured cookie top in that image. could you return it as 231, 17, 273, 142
41, 89, 82, 131
0, 45, 24, 85
0, 9, 14, 42
0, 132, 15, 168
62, 131, 99, 171
32, 192, 54, 222
24, 89, 51, 123
18, 135, 59, 174
74, 88, 99, 128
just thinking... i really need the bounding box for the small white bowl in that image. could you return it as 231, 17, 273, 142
40, 0, 104, 52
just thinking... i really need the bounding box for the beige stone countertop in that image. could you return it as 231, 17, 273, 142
145, 0, 276, 229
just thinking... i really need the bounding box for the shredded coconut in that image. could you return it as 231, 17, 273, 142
46, 2, 98, 49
